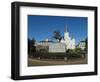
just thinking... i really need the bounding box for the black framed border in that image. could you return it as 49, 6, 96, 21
11, 1, 98, 80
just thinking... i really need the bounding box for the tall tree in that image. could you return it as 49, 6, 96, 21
85, 38, 88, 51
28, 38, 36, 54
28, 38, 31, 54
53, 30, 62, 42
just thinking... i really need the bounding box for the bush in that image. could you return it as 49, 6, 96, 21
32, 52, 67, 59
31, 51, 83, 60
66, 52, 82, 59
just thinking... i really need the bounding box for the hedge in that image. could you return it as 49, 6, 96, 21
31, 52, 83, 59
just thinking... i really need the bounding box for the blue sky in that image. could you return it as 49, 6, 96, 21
28, 15, 87, 44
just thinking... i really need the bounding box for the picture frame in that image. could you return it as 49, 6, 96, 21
11, 2, 98, 80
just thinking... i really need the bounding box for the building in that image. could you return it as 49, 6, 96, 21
77, 41, 86, 50
49, 43, 66, 53
35, 39, 53, 52
61, 25, 76, 50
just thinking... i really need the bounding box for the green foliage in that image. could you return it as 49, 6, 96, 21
65, 49, 82, 59
31, 51, 83, 60
39, 48, 48, 53
85, 38, 88, 51
28, 38, 36, 55
53, 30, 62, 42
66, 52, 82, 59
32, 52, 66, 59
75, 48, 81, 53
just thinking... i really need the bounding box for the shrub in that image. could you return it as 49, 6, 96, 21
32, 52, 66, 59
31, 52, 83, 59
66, 52, 82, 59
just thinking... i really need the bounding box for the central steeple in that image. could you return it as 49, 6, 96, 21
65, 25, 68, 32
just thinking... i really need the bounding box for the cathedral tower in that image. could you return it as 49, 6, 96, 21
61, 25, 76, 50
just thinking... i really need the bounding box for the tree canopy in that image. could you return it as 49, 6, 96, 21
53, 30, 62, 42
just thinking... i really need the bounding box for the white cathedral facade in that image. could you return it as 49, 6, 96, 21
60, 26, 76, 50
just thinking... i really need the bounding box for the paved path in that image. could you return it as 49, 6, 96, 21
28, 58, 87, 66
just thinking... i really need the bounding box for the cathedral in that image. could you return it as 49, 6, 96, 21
60, 25, 76, 50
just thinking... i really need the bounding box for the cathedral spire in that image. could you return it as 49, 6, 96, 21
65, 25, 68, 32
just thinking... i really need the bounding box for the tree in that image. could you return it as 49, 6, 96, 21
85, 38, 88, 51
28, 38, 31, 54
28, 38, 36, 54
31, 38, 36, 52
75, 48, 81, 53
53, 30, 62, 42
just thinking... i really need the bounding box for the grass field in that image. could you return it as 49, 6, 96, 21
28, 58, 87, 66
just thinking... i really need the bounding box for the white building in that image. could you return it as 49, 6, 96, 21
35, 39, 53, 52
49, 43, 66, 53
35, 39, 66, 53
61, 26, 76, 49
77, 41, 86, 50
61, 25, 76, 50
